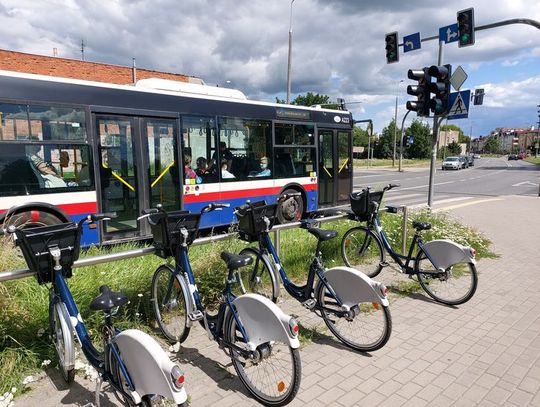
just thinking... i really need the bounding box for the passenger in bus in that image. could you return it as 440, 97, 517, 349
248, 156, 271, 177
26, 143, 69, 188
195, 157, 209, 177
221, 159, 235, 179
213, 142, 233, 171
184, 155, 197, 179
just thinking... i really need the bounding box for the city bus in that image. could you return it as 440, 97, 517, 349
0, 70, 353, 245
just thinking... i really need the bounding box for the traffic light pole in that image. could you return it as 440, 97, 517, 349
398, 110, 412, 172
427, 40, 445, 208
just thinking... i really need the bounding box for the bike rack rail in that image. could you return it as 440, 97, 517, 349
0, 207, 406, 283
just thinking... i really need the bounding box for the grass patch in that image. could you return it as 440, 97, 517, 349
353, 158, 433, 168
525, 156, 540, 165
0, 208, 493, 394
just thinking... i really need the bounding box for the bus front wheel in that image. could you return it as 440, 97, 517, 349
276, 189, 304, 224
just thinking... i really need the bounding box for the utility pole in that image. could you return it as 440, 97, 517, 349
81, 40, 85, 61
286, 0, 295, 104
393, 80, 404, 167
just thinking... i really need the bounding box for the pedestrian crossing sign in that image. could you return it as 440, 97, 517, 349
447, 90, 470, 120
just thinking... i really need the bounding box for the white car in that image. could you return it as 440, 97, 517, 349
442, 156, 461, 170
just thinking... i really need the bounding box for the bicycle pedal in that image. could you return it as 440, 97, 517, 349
188, 310, 204, 321
302, 299, 317, 310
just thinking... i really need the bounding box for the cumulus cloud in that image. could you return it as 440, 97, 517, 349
0, 0, 538, 135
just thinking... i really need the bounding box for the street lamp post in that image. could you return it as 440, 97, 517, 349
286, 0, 295, 104
392, 80, 404, 167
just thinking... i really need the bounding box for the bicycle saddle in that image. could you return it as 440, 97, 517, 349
221, 251, 253, 270
90, 285, 129, 311
412, 221, 432, 231
308, 227, 338, 242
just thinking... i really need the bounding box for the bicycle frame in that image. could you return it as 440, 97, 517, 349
370, 216, 437, 275
52, 265, 136, 394
259, 232, 345, 310
174, 243, 251, 343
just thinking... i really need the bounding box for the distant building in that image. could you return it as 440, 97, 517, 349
439, 130, 459, 147
0, 48, 202, 85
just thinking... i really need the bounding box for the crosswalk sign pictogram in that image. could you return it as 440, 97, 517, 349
447, 90, 470, 120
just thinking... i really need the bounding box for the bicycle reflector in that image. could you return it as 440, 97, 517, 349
289, 318, 299, 337
380, 284, 388, 297
470, 248, 476, 258
170, 365, 185, 388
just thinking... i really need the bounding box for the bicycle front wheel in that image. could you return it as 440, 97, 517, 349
239, 247, 279, 302
316, 281, 392, 352
225, 312, 301, 406
341, 227, 385, 278
49, 295, 75, 383
151, 265, 190, 343
415, 249, 478, 305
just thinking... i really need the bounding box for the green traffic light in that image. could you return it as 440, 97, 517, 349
461, 34, 470, 42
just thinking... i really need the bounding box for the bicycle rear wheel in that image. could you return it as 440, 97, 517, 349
151, 265, 190, 343
341, 227, 384, 278
316, 281, 392, 352
415, 249, 478, 305
49, 294, 75, 383
225, 312, 301, 406
239, 247, 279, 302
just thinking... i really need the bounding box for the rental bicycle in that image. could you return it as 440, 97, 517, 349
341, 184, 478, 306
235, 196, 392, 352
1, 214, 187, 407
143, 203, 301, 407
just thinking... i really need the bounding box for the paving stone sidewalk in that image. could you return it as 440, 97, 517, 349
16, 194, 540, 406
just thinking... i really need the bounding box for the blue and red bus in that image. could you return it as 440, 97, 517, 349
0, 71, 353, 245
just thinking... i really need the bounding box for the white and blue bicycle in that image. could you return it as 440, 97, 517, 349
2, 214, 188, 407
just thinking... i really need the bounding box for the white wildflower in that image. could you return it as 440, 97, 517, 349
137, 293, 143, 297
22, 375, 36, 385
41, 359, 51, 367
37, 328, 45, 337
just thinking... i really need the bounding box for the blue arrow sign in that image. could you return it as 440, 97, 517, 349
403, 32, 421, 53
439, 23, 459, 44
447, 90, 471, 120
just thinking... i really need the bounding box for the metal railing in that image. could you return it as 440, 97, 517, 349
0, 207, 409, 283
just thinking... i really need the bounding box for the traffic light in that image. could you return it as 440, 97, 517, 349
427, 64, 452, 116
406, 68, 430, 117
385, 32, 399, 64
457, 8, 475, 47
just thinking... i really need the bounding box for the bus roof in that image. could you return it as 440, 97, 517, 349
0, 69, 349, 115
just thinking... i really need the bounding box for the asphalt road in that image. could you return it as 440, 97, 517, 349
353, 157, 540, 210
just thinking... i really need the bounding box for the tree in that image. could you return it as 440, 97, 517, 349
374, 119, 397, 158
483, 136, 502, 154
353, 126, 369, 147
405, 120, 431, 159
446, 141, 462, 156
276, 92, 338, 108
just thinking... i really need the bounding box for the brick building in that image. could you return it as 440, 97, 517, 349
0, 48, 201, 85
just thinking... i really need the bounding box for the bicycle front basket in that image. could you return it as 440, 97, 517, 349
350, 189, 384, 221
15, 222, 80, 284
148, 210, 201, 258
237, 201, 278, 242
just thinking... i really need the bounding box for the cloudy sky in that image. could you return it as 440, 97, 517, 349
0, 0, 539, 136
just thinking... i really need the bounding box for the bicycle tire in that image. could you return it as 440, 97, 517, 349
49, 294, 75, 383
239, 247, 279, 302
341, 226, 385, 278
224, 310, 301, 406
316, 281, 392, 352
151, 265, 190, 343
415, 249, 478, 306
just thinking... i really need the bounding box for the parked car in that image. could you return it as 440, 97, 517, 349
518, 152, 527, 159
473, 154, 481, 159
508, 154, 518, 160
467, 154, 475, 167
459, 156, 469, 169
442, 156, 462, 170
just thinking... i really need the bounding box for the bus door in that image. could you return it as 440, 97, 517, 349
318, 129, 352, 206
95, 114, 180, 242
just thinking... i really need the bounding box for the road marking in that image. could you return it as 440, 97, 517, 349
408, 196, 473, 210
385, 193, 423, 201
398, 181, 455, 191
432, 197, 504, 212
512, 181, 539, 187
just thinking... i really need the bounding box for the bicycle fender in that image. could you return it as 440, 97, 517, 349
115, 329, 188, 405
324, 267, 389, 307
422, 239, 476, 270
233, 294, 300, 349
